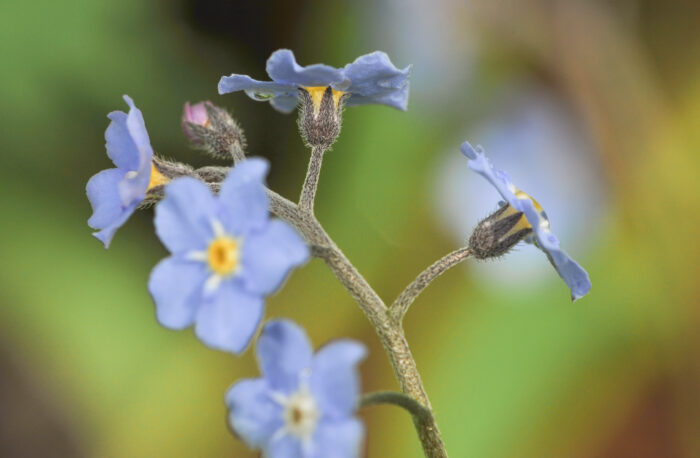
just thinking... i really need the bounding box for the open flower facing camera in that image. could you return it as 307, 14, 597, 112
227, 320, 366, 458
86, 48, 591, 458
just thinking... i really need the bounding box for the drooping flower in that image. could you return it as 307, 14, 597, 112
148, 158, 309, 353
218, 49, 411, 114
86, 95, 170, 248
461, 141, 592, 301
226, 319, 366, 458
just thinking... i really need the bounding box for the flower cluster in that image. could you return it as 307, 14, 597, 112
85, 48, 592, 458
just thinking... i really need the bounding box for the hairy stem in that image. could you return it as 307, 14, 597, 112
360, 391, 432, 422
299, 146, 325, 213
390, 247, 472, 322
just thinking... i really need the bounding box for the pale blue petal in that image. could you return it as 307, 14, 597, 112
194, 282, 264, 354
519, 199, 592, 301
310, 341, 366, 419
226, 378, 282, 450
116, 96, 153, 205
270, 94, 300, 114
240, 220, 309, 295
256, 320, 313, 392
342, 51, 411, 111
87, 168, 127, 228
218, 73, 295, 95
218, 158, 270, 235
104, 111, 139, 171
154, 177, 216, 253
86, 168, 138, 248
310, 419, 364, 458
148, 256, 208, 329
264, 435, 301, 458
266, 49, 345, 87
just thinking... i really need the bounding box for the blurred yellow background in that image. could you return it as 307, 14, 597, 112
1, 1, 698, 457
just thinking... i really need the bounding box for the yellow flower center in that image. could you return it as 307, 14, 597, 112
301, 86, 346, 115
207, 236, 240, 275
148, 163, 169, 190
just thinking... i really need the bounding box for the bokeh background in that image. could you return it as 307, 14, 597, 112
1, 0, 699, 456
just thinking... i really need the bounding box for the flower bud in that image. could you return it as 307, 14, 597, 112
468, 204, 533, 259
182, 101, 246, 161
297, 86, 348, 149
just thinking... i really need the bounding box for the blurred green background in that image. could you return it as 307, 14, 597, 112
1, 0, 699, 457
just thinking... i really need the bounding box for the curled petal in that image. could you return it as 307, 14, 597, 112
266, 49, 345, 87
310, 340, 367, 419
256, 320, 313, 392
342, 51, 412, 111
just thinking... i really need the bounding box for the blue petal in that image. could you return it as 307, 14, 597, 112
218, 158, 270, 236
154, 177, 216, 254
266, 49, 345, 87
148, 256, 208, 329
194, 282, 264, 354
519, 199, 592, 301
269, 94, 300, 114
342, 51, 411, 111
462, 141, 592, 300
460, 141, 521, 209
225, 378, 282, 450
217, 74, 295, 95
264, 435, 301, 458
310, 341, 366, 419
240, 220, 309, 296
114, 96, 153, 205
105, 111, 139, 171
256, 320, 313, 392
311, 419, 364, 458
86, 168, 138, 248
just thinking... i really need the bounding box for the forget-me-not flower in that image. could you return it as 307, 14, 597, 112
461, 141, 592, 301
226, 319, 366, 458
148, 158, 309, 353
87, 95, 169, 248
218, 49, 411, 114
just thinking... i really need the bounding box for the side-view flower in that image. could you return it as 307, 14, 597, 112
148, 158, 309, 353
86, 95, 169, 247
461, 141, 592, 301
227, 319, 366, 458
218, 49, 411, 113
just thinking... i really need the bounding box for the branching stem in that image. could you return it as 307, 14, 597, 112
390, 247, 472, 322
360, 391, 432, 422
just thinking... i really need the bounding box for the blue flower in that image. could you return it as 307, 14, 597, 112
218, 49, 411, 113
226, 319, 366, 458
148, 158, 309, 353
87, 95, 167, 248
461, 141, 592, 301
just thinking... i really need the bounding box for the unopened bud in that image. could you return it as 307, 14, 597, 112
468, 204, 533, 259
297, 86, 348, 149
182, 101, 246, 161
